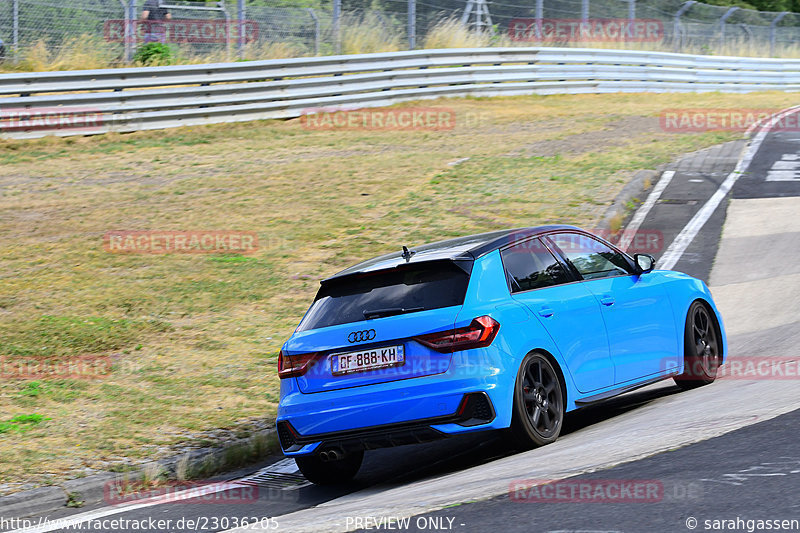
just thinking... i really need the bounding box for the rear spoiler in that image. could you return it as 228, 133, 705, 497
320, 256, 474, 288
316, 257, 475, 300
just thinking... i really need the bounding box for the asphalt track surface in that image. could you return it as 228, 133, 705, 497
4, 109, 799, 533
386, 407, 800, 533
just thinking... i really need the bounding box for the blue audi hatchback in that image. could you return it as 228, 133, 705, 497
277, 226, 726, 484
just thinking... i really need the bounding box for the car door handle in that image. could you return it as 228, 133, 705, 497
538, 306, 554, 318
600, 295, 615, 306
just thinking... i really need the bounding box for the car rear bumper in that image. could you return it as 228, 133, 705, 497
276, 346, 514, 456
278, 392, 496, 455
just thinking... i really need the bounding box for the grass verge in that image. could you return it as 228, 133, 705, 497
0, 91, 796, 492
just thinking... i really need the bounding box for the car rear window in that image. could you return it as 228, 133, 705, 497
296, 261, 470, 332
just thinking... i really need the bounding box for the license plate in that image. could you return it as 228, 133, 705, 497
331, 345, 405, 376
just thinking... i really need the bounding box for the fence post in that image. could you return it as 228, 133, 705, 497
118, 0, 129, 62
581, 0, 589, 22
306, 8, 320, 56
333, 0, 341, 54
129, 0, 137, 61
718, 7, 739, 50
673, 0, 695, 52
238, 0, 245, 59
460, 0, 473, 26
220, 3, 232, 60
627, 0, 635, 39
408, 0, 416, 49
533, 0, 543, 39
12, 0, 18, 63
770, 11, 788, 56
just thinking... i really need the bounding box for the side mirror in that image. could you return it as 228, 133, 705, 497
634, 254, 656, 274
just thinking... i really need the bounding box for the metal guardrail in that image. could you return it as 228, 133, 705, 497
2, 47, 800, 139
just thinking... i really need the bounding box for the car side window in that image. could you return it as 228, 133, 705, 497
501, 238, 572, 292
548, 233, 632, 280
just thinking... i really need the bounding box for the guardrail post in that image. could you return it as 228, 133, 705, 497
408, 0, 416, 49
333, 0, 341, 54
770, 11, 788, 56
673, 0, 695, 52
718, 7, 739, 50
306, 9, 320, 56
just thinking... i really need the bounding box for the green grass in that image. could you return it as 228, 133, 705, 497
0, 414, 51, 434
0, 316, 172, 358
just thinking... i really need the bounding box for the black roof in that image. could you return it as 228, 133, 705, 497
324, 225, 581, 282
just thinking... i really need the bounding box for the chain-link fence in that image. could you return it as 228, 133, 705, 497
0, 0, 798, 67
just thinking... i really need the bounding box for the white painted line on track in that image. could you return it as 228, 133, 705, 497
265, 458, 301, 475
658, 105, 800, 271
618, 170, 675, 253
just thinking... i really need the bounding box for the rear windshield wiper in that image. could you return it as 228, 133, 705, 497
363, 307, 425, 319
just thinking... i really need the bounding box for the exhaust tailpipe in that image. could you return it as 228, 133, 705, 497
327, 449, 342, 461
319, 448, 343, 462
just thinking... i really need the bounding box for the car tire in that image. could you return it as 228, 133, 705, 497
675, 301, 721, 390
295, 450, 363, 485
509, 352, 564, 449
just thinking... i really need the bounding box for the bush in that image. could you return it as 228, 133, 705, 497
134, 42, 174, 65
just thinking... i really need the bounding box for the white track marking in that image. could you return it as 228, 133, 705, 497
658, 104, 800, 271
766, 154, 800, 181
260, 458, 299, 475
766, 170, 800, 182
618, 170, 675, 253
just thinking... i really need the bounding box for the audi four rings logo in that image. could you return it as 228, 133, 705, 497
348, 329, 376, 343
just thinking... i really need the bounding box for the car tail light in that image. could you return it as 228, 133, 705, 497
278, 350, 319, 379
415, 316, 500, 353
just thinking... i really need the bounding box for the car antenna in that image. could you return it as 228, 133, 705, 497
401, 246, 415, 262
